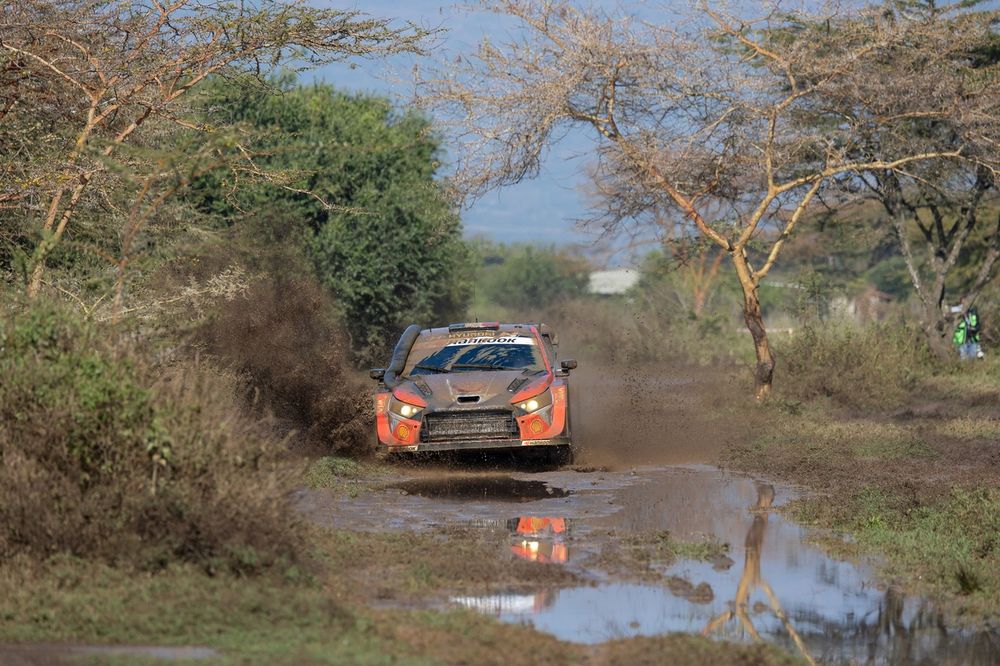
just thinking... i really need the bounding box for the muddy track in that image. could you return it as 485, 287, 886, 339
299, 462, 998, 665
294, 366, 1000, 665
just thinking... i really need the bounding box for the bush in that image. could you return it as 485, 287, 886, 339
189, 79, 471, 364
480, 245, 590, 312
777, 321, 934, 410
0, 301, 302, 573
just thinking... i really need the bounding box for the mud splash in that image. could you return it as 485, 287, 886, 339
301, 465, 999, 664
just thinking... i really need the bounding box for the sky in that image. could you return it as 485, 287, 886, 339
308, 1, 655, 264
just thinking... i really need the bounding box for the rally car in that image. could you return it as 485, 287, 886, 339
370, 323, 576, 461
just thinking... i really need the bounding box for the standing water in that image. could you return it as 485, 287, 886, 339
301, 465, 999, 665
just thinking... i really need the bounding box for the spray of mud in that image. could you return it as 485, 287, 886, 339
550, 303, 751, 470
197, 274, 372, 454
568, 360, 746, 469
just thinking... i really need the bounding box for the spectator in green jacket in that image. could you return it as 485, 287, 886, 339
953, 306, 983, 360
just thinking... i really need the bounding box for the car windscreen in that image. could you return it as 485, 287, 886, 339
404, 333, 545, 375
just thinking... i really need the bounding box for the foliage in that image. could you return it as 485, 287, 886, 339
777, 321, 935, 410
1, 0, 428, 300
790, 1, 1000, 353
475, 242, 590, 312
634, 247, 742, 320
547, 295, 751, 368
189, 80, 471, 363
0, 300, 301, 572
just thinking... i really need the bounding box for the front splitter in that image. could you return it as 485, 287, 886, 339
380, 436, 572, 454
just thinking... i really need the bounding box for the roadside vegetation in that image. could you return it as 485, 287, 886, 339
724, 337, 1000, 623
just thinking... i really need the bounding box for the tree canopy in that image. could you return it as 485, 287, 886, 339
417, 0, 999, 397
0, 0, 428, 302
189, 80, 471, 361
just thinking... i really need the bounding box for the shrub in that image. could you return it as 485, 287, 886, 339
0, 301, 302, 573
777, 321, 934, 410
547, 295, 751, 368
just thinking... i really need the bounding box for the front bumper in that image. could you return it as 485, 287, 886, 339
379, 435, 572, 454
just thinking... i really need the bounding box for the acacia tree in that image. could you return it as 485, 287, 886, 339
0, 0, 427, 301
418, 1, 981, 398
810, 2, 1000, 356
867, 167, 998, 356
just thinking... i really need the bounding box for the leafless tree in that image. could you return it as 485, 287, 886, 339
0, 0, 428, 301
417, 1, 991, 398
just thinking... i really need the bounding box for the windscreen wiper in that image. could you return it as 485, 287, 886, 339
413, 363, 449, 373
451, 363, 511, 371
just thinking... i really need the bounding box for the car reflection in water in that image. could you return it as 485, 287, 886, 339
450, 516, 569, 616
508, 516, 569, 564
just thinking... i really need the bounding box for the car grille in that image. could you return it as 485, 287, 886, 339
421, 410, 519, 442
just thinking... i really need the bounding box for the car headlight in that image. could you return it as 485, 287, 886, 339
514, 388, 552, 415
389, 395, 424, 419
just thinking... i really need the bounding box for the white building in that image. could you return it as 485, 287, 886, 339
588, 268, 640, 295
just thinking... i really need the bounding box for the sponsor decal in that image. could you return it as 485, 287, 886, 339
447, 330, 495, 339
446, 336, 534, 346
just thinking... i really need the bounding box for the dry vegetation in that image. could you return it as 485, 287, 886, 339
0, 301, 303, 573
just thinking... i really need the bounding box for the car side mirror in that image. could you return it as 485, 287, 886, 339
369, 368, 386, 381
560, 359, 578, 372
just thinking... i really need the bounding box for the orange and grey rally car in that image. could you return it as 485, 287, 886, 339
370, 323, 576, 459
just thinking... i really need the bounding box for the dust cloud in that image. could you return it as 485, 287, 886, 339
569, 360, 744, 469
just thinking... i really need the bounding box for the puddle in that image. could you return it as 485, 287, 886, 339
388, 476, 569, 502
301, 466, 1000, 664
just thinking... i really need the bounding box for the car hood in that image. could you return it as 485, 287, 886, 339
398, 371, 548, 410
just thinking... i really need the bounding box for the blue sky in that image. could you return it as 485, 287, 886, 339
308, 1, 652, 263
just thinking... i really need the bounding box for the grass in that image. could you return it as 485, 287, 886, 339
930, 416, 1000, 442
624, 531, 731, 564
722, 384, 1000, 624
752, 416, 937, 461
304, 455, 373, 491
593, 531, 733, 581
921, 354, 1000, 397
0, 533, 796, 666
790, 487, 1000, 618
0, 540, 573, 666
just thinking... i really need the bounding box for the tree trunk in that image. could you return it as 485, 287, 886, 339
732, 252, 774, 400
743, 288, 775, 400
922, 305, 955, 361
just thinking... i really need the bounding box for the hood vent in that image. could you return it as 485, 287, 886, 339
507, 377, 529, 393
457, 395, 481, 404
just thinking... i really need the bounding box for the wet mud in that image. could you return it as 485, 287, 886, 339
300, 465, 1000, 665
388, 476, 570, 502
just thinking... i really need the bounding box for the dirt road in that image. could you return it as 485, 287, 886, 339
294, 365, 998, 664
299, 458, 997, 665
